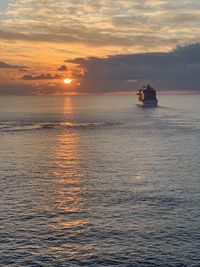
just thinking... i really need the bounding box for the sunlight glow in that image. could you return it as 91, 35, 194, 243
64, 78, 72, 84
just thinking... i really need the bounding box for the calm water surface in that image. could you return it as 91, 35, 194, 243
0, 95, 199, 266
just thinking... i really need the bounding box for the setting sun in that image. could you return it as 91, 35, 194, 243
64, 78, 72, 84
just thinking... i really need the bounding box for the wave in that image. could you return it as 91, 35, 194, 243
0, 121, 119, 132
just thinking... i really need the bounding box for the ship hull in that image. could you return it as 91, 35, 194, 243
138, 99, 158, 107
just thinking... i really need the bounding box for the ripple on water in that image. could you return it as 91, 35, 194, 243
0, 95, 200, 266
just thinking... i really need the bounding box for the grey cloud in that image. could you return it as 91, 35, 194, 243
0, 28, 146, 47
66, 43, 200, 92
22, 73, 61, 80
2, 43, 200, 95
112, 15, 147, 27
57, 65, 68, 71
0, 60, 25, 68
152, 11, 200, 25
0, 84, 35, 95
2, 0, 200, 51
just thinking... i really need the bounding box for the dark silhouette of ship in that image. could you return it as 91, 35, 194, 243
137, 84, 158, 107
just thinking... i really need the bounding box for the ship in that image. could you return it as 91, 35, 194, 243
137, 84, 158, 107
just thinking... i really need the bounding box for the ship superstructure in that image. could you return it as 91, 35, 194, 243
137, 84, 158, 107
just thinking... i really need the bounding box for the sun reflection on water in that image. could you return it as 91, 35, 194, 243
62, 97, 73, 114
52, 131, 86, 221
47, 130, 96, 260
44, 97, 95, 260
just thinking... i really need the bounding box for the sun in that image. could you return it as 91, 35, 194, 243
64, 78, 72, 84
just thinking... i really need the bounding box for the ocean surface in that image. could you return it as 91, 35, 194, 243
0, 94, 199, 267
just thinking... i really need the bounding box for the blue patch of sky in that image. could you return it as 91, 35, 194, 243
0, 0, 15, 18
0, 0, 9, 11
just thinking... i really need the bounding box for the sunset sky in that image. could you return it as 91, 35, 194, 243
1, 0, 200, 95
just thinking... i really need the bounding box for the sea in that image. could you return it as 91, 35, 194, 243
0, 94, 199, 267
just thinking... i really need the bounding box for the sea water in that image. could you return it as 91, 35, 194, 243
0, 94, 199, 266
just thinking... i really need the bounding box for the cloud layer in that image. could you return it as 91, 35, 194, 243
2, 0, 200, 52
1, 1, 200, 94
66, 43, 200, 92
1, 43, 200, 95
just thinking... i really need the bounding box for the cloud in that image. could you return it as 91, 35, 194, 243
22, 73, 61, 80
2, 43, 200, 95
0, 83, 35, 95
0, 60, 25, 68
0, 28, 155, 48
65, 43, 200, 92
19, 68, 28, 72
57, 65, 68, 71
1, 0, 200, 52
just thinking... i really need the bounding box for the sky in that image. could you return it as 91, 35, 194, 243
1, 0, 200, 95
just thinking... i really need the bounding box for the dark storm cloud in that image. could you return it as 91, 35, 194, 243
22, 73, 61, 80
66, 43, 200, 92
